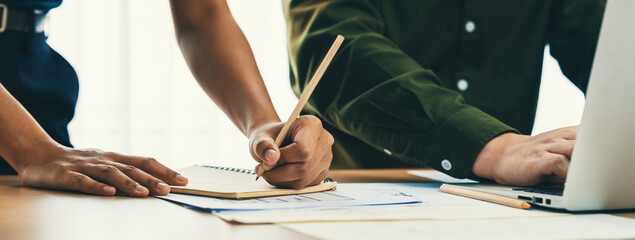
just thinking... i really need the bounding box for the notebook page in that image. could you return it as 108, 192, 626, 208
174, 165, 276, 193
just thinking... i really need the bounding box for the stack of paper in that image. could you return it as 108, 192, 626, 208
213, 183, 565, 224
280, 214, 635, 239
157, 183, 423, 212
215, 204, 564, 224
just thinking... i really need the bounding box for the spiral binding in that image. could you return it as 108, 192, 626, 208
200, 165, 335, 183
200, 165, 256, 175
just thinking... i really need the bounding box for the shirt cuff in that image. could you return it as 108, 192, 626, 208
424, 107, 518, 179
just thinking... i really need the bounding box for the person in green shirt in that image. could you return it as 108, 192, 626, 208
282, 0, 605, 185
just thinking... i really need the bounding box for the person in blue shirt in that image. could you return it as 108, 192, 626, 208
0, 0, 333, 196
0, 0, 189, 196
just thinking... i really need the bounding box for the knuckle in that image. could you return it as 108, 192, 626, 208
550, 156, 567, 166
296, 147, 312, 161
325, 131, 335, 145
544, 137, 556, 144
82, 148, 100, 156
140, 158, 158, 168
165, 168, 178, 177
145, 178, 160, 187
307, 115, 322, 127
72, 174, 87, 187
100, 165, 117, 175
121, 165, 137, 174
56, 164, 70, 173
531, 148, 545, 158
123, 179, 135, 187
297, 115, 321, 127
553, 138, 566, 144
69, 158, 83, 165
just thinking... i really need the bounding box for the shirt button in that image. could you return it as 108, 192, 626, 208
457, 79, 469, 91
441, 159, 452, 171
465, 20, 476, 33
383, 149, 393, 156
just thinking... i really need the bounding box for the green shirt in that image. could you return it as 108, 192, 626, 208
282, 0, 605, 179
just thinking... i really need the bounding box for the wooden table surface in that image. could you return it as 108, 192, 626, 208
0, 169, 430, 240
2, 169, 634, 240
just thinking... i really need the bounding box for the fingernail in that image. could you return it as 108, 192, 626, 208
135, 185, 147, 193
264, 149, 276, 162
103, 186, 115, 193
175, 174, 187, 182
157, 182, 169, 191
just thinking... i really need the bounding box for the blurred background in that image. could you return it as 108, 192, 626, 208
46, 0, 585, 170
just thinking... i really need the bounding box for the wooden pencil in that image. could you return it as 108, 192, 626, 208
440, 184, 532, 210
256, 35, 345, 180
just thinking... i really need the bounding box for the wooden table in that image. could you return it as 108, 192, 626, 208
2, 169, 634, 240
0, 169, 429, 240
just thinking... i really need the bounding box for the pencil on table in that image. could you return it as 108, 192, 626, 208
440, 184, 531, 210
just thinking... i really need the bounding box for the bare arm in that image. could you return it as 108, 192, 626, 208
0, 83, 187, 196
169, 0, 333, 188
169, 0, 278, 135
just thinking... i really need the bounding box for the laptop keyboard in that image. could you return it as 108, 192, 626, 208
512, 185, 564, 196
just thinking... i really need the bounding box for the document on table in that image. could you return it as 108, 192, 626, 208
156, 183, 422, 212
216, 204, 564, 224
281, 214, 635, 240
342, 183, 485, 206
214, 183, 564, 223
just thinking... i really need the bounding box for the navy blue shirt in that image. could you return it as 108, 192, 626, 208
0, 0, 77, 174
1, 0, 62, 10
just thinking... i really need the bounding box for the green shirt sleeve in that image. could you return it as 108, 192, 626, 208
284, 0, 517, 179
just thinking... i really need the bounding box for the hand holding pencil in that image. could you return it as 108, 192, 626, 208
249, 35, 344, 189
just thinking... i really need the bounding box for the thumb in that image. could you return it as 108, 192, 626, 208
254, 137, 280, 170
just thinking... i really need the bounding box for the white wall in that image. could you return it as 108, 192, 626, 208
46, 0, 585, 170
533, 46, 586, 135
47, 0, 294, 170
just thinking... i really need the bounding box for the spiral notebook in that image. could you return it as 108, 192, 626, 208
170, 165, 337, 199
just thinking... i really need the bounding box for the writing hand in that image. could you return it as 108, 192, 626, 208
249, 115, 334, 189
472, 126, 578, 186
18, 147, 188, 197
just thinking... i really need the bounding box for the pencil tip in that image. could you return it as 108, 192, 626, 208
255, 176, 260, 181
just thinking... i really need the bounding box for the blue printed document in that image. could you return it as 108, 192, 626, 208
156, 183, 422, 212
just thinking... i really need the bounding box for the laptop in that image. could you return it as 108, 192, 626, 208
457, 0, 635, 211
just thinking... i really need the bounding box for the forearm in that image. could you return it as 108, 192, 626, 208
2, 81, 188, 196
0, 84, 61, 172
169, 0, 280, 136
